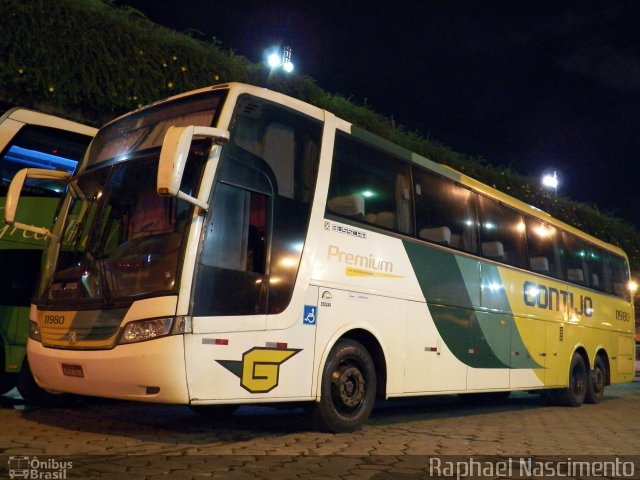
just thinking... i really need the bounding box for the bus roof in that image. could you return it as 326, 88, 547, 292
0, 107, 98, 137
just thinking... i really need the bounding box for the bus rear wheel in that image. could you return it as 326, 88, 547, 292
585, 355, 606, 404
312, 339, 376, 433
556, 352, 587, 407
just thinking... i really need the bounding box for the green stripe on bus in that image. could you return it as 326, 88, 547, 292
403, 241, 540, 369
480, 263, 540, 368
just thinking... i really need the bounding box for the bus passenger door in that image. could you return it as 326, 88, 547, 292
185, 159, 272, 401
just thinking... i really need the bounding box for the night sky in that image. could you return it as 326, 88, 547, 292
116, 0, 640, 228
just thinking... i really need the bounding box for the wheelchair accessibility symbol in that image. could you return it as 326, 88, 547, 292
303, 305, 317, 325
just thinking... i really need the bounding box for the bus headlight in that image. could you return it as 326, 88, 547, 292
29, 320, 42, 342
119, 318, 173, 344
118, 316, 192, 345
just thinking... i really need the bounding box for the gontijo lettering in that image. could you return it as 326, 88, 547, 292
523, 281, 593, 317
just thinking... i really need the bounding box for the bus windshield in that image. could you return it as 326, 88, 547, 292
40, 90, 226, 306
44, 148, 206, 305
83, 90, 225, 171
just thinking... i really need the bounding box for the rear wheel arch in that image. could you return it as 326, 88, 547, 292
574, 346, 589, 369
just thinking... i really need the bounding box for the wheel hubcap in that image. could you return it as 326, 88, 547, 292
332, 365, 365, 410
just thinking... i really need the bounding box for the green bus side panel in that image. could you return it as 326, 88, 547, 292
0, 197, 58, 250
0, 195, 59, 374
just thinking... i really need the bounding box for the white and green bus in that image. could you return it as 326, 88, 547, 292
5, 84, 635, 431
0, 107, 96, 401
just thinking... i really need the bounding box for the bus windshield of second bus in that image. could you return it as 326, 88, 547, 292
0, 108, 96, 402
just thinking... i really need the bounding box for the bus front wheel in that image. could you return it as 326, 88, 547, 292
556, 352, 587, 407
312, 339, 376, 433
17, 358, 71, 407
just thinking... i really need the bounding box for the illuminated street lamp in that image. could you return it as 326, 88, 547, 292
541, 170, 559, 197
265, 46, 294, 73
267, 52, 281, 68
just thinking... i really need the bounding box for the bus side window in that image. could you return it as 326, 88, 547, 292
231, 95, 321, 204
326, 132, 414, 235
607, 253, 631, 300
413, 168, 478, 254
194, 182, 269, 316
477, 196, 527, 269
561, 233, 590, 287
585, 246, 608, 293
525, 217, 561, 278
200, 183, 267, 274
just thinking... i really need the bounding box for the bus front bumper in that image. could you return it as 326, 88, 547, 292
26, 336, 189, 403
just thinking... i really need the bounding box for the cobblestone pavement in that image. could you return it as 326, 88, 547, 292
1, 382, 639, 479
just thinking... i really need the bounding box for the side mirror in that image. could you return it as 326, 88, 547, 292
4, 168, 71, 237
157, 125, 229, 211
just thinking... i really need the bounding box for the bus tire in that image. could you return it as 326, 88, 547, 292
585, 355, 606, 404
17, 358, 71, 407
312, 339, 376, 433
556, 352, 587, 407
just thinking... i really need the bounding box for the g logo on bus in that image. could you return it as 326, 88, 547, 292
217, 347, 301, 393
68, 331, 77, 345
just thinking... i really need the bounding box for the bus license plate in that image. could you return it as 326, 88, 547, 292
61, 363, 84, 378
